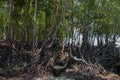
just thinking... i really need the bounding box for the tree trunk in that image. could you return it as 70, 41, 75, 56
7, 0, 13, 40
81, 1, 89, 54
112, 15, 118, 55
33, 0, 37, 48
113, 16, 117, 45
24, 1, 30, 42
45, 4, 48, 37
31, 0, 38, 64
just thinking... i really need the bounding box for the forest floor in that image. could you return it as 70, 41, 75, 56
0, 40, 120, 80
0, 63, 120, 80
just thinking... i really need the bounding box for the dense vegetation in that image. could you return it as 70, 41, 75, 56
0, 0, 120, 80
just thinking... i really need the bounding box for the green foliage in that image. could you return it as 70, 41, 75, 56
0, 0, 120, 41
